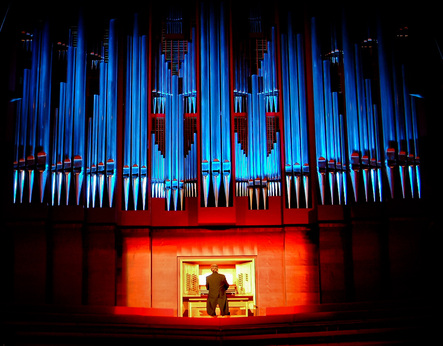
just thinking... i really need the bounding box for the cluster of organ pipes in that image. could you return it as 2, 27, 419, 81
149, 7, 198, 211
89, 20, 118, 209
11, 3, 422, 211
124, 14, 149, 211
233, 24, 282, 210
200, 1, 232, 208
280, 13, 310, 208
311, 12, 421, 204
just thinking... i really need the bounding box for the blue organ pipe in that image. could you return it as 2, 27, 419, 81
105, 18, 118, 207
323, 60, 334, 162
209, 2, 221, 186
174, 82, 180, 188
324, 59, 338, 204
401, 65, 413, 155
107, 19, 117, 161
123, 37, 132, 210
342, 15, 361, 201
86, 117, 92, 208
199, 1, 211, 206
165, 79, 172, 210
249, 78, 257, 180
271, 27, 278, 97
191, 28, 197, 103
365, 78, 377, 201
178, 93, 184, 184
27, 29, 39, 203
64, 44, 73, 205
331, 92, 340, 164
247, 95, 253, 181
280, 34, 292, 174
332, 91, 343, 204
377, 18, 396, 198
401, 65, 419, 198
131, 15, 140, 211
393, 67, 406, 197
410, 97, 419, 159
166, 78, 173, 209
28, 29, 38, 161
97, 63, 106, 207
37, 21, 52, 203
365, 79, 376, 161
220, 4, 230, 157
18, 70, 30, 203
64, 43, 74, 180
259, 95, 267, 180
288, 27, 301, 174
365, 78, 381, 200
410, 96, 421, 198
13, 99, 21, 203
178, 93, 185, 209
354, 45, 368, 158
341, 19, 360, 160
20, 70, 30, 165
200, 1, 210, 173
296, 33, 309, 173
392, 64, 405, 156
51, 107, 57, 206
140, 35, 148, 210
310, 17, 328, 205
98, 61, 107, 173
376, 18, 395, 151
310, 18, 327, 164
220, 2, 231, 205
73, 14, 86, 206
92, 95, 99, 207
372, 104, 383, 201
56, 82, 65, 205
151, 134, 156, 194
38, 22, 52, 156
280, 32, 294, 207
57, 83, 66, 170
354, 43, 372, 201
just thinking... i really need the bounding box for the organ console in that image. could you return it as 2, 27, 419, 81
10, 2, 423, 212
180, 258, 256, 317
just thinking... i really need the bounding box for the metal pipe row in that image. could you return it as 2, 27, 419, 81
200, 0, 231, 208
150, 9, 197, 210
281, 13, 310, 209
123, 14, 148, 210
86, 19, 118, 209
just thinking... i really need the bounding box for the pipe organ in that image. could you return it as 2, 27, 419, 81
10, 2, 423, 212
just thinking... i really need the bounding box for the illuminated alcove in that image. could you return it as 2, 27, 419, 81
179, 257, 256, 317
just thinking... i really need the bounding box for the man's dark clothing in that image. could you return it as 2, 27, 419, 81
206, 272, 230, 316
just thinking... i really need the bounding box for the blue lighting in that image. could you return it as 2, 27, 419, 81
10, 3, 424, 210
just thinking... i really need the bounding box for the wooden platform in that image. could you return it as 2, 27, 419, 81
0, 300, 432, 345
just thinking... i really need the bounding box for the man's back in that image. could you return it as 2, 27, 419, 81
206, 265, 230, 316
206, 272, 229, 298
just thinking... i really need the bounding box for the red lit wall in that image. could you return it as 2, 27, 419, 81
2, 201, 432, 316
121, 227, 319, 315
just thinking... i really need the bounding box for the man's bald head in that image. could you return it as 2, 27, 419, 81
210, 264, 219, 273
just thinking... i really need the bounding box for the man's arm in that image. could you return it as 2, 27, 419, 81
222, 275, 229, 290
206, 277, 209, 291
